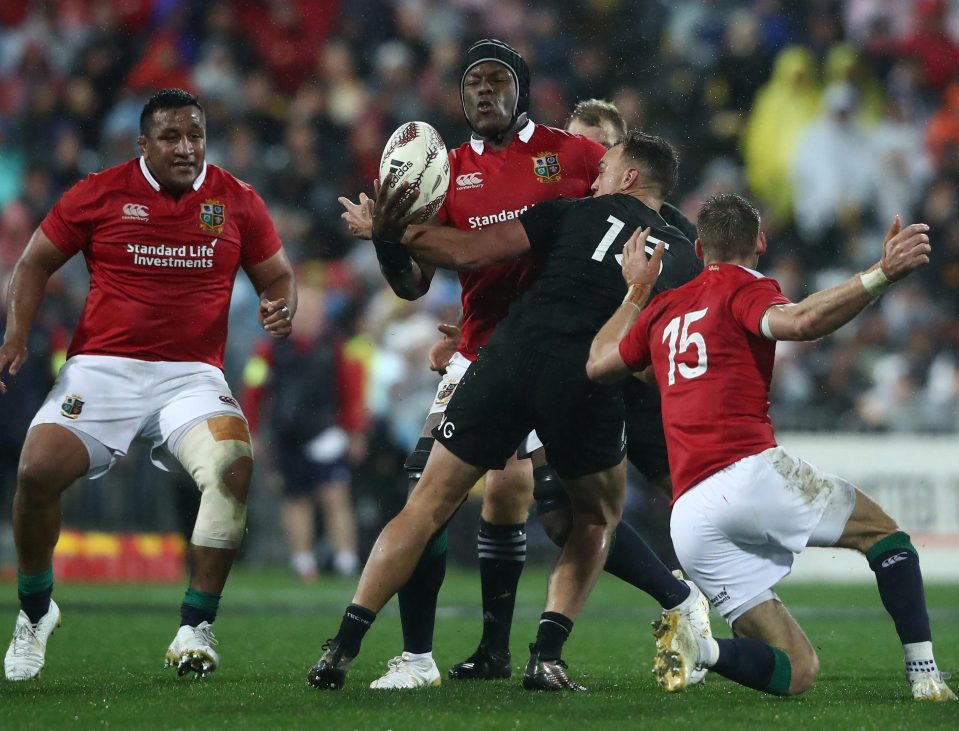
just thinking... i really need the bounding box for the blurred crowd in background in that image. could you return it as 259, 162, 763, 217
2, 0, 959, 573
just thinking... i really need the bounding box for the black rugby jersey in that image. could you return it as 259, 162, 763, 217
487, 194, 702, 362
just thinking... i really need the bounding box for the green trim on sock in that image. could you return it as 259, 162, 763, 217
866, 531, 918, 563
423, 529, 448, 558
183, 587, 221, 612
766, 647, 792, 696
17, 567, 54, 595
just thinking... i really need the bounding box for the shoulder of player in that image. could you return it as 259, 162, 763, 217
202, 163, 261, 196
527, 124, 604, 153
72, 158, 139, 191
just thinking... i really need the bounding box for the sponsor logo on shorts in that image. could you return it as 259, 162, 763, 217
455, 172, 483, 190
438, 416, 455, 439
881, 552, 909, 568
121, 203, 149, 221
219, 395, 239, 408
710, 587, 730, 607
60, 394, 85, 419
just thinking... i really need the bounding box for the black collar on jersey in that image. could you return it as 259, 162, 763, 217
460, 38, 530, 144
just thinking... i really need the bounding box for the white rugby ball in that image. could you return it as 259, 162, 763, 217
379, 121, 450, 224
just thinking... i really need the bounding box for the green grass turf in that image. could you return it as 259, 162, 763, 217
0, 568, 957, 730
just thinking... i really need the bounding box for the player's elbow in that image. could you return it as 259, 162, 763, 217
778, 313, 822, 342
586, 358, 618, 384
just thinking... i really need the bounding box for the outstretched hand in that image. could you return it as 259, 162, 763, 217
621, 227, 665, 288
371, 179, 424, 243
879, 215, 931, 282
338, 192, 374, 240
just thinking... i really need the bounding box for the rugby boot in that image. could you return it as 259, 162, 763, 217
911, 672, 957, 701
4, 600, 61, 681
673, 571, 712, 686
164, 621, 219, 679
522, 643, 586, 692
369, 652, 441, 689
448, 645, 512, 680
307, 639, 354, 690
652, 609, 700, 692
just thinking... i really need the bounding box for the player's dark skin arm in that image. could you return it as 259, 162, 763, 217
341, 183, 438, 301
245, 248, 297, 339
373, 181, 531, 270
0, 228, 70, 394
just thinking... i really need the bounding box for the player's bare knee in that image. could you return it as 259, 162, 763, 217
788, 647, 820, 695
16, 455, 79, 502
538, 509, 572, 547
481, 480, 529, 523
177, 415, 252, 549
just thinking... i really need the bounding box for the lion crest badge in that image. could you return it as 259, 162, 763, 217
532, 152, 562, 183
61, 394, 84, 419
200, 199, 226, 233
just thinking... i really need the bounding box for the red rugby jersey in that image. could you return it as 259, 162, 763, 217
619, 263, 791, 501
40, 157, 281, 369
437, 121, 605, 360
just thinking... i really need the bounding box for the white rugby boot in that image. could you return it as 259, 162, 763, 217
5, 600, 61, 681
911, 672, 957, 701
652, 580, 706, 694
673, 571, 712, 686
164, 621, 219, 679
369, 652, 441, 689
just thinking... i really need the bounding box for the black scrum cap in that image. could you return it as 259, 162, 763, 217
460, 39, 530, 130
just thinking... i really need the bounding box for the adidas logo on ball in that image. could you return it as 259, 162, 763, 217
379, 121, 450, 224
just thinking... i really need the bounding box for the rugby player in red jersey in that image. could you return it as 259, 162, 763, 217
587, 194, 955, 701
1, 88, 296, 682
337, 40, 704, 690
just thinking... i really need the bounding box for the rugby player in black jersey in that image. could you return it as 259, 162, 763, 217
308, 131, 708, 692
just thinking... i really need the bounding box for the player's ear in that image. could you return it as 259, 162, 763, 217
622, 167, 639, 191
137, 135, 148, 155
756, 231, 768, 256
694, 239, 705, 260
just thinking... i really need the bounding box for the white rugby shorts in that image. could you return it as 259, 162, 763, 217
670, 445, 856, 625
428, 351, 541, 456
30, 354, 245, 478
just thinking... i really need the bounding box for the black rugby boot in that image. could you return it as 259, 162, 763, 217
448, 644, 512, 680
307, 639, 354, 690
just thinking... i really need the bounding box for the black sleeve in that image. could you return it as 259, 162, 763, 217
519, 197, 572, 252
660, 201, 697, 243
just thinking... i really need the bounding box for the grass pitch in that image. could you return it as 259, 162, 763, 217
0, 568, 956, 730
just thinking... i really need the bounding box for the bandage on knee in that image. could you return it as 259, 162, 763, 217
533, 464, 568, 516
177, 415, 252, 549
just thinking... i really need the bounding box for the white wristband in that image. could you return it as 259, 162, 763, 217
860, 266, 891, 297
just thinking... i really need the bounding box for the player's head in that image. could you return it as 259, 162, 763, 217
565, 99, 626, 148
460, 39, 530, 142
591, 130, 677, 200
696, 193, 763, 263
138, 88, 206, 194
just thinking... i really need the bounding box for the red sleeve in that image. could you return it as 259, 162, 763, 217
729, 278, 791, 336
335, 341, 369, 433
579, 137, 605, 178
39, 175, 97, 256
619, 310, 653, 371
239, 186, 282, 267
